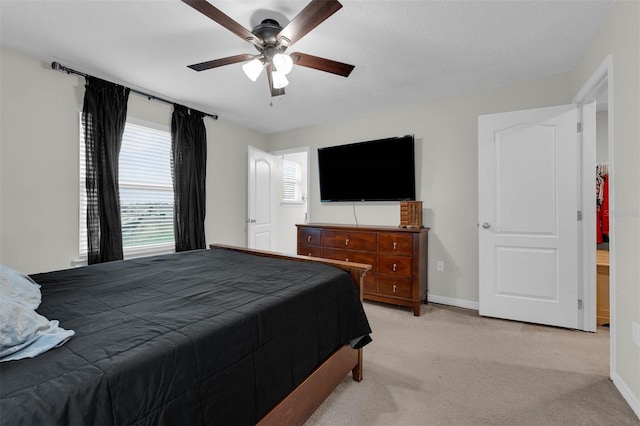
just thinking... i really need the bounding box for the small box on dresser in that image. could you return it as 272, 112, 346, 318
297, 223, 429, 316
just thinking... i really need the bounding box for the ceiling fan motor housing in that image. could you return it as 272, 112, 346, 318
252, 19, 288, 54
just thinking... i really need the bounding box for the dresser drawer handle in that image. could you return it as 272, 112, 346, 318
307, 253, 312, 256
307, 235, 312, 242
345, 258, 349, 262
393, 242, 397, 250
393, 263, 397, 272
393, 284, 397, 293
345, 238, 349, 246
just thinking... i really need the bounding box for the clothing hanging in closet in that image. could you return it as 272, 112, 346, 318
596, 164, 609, 244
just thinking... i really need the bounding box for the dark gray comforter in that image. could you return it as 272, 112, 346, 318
0, 247, 371, 425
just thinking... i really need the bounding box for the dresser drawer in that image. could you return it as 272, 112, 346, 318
363, 272, 378, 294
378, 233, 413, 255
378, 255, 413, 276
322, 230, 377, 251
298, 245, 323, 257
322, 248, 377, 270
378, 275, 412, 298
298, 228, 322, 246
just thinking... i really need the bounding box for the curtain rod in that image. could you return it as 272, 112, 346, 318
51, 61, 218, 120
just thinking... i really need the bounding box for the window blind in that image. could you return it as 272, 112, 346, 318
282, 159, 302, 203
80, 120, 175, 259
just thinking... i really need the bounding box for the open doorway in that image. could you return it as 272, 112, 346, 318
272, 147, 309, 254
595, 104, 610, 329
247, 146, 309, 254
572, 55, 614, 379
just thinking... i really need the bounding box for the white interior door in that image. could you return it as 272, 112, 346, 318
478, 104, 580, 329
248, 146, 276, 250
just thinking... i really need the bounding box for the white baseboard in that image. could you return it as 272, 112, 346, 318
612, 372, 640, 420
428, 294, 479, 311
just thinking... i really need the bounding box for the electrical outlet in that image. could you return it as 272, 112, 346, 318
632, 322, 640, 347
436, 261, 444, 272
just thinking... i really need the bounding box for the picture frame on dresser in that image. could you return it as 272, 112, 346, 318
297, 223, 429, 316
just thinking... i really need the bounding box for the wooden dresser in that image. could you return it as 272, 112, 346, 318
297, 223, 429, 316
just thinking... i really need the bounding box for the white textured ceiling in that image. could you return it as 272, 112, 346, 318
0, 0, 614, 134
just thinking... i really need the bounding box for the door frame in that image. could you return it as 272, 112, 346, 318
271, 146, 311, 222
270, 146, 310, 253
572, 55, 614, 373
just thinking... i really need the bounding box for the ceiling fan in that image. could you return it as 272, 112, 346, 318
182, 0, 355, 97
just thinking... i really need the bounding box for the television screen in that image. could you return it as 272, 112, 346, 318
318, 135, 416, 202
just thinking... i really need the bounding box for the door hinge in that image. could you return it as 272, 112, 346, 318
577, 211, 582, 221
578, 299, 583, 310
577, 122, 583, 133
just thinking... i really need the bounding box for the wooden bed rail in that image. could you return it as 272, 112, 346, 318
210, 244, 371, 426
210, 244, 371, 301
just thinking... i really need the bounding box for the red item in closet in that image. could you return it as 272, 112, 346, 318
601, 174, 609, 235
596, 207, 603, 244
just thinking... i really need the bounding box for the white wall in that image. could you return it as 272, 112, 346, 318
1, 47, 82, 274
0, 46, 267, 274
266, 72, 573, 305
205, 119, 268, 249
571, 0, 640, 415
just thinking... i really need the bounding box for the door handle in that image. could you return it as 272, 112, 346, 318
482, 222, 491, 229
246, 219, 256, 223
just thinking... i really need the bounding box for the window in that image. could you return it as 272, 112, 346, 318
79, 119, 175, 259
282, 159, 303, 203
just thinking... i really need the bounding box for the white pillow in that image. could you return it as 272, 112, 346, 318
0, 265, 41, 309
0, 294, 74, 362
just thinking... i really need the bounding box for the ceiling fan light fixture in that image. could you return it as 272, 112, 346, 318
242, 58, 263, 81
273, 53, 293, 75
272, 70, 289, 89
181, 0, 354, 97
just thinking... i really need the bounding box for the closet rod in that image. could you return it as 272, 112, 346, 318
51, 61, 218, 120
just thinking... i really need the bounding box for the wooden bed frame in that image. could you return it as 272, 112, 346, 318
211, 244, 372, 426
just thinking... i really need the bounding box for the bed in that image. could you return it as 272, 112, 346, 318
0, 244, 372, 425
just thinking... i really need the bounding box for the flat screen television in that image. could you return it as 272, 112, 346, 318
318, 135, 416, 202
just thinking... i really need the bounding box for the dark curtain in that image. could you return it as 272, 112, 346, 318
171, 104, 207, 251
83, 77, 130, 264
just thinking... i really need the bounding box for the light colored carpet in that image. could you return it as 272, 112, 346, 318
306, 302, 639, 425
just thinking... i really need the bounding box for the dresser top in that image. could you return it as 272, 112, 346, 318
297, 223, 429, 233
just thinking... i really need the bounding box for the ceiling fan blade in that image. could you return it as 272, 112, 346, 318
290, 52, 354, 77
181, 0, 261, 46
187, 54, 255, 72
277, 0, 342, 47
266, 64, 285, 97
